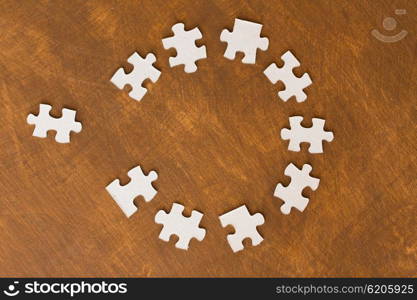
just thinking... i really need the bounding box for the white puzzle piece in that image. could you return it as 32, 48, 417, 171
110, 52, 161, 101
220, 18, 269, 64
281, 116, 334, 153
219, 205, 264, 253
264, 50, 312, 102
274, 163, 320, 215
155, 203, 206, 250
162, 23, 207, 73
106, 165, 158, 218
27, 104, 82, 143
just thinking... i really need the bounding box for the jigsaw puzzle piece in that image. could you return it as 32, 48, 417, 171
274, 163, 320, 214
220, 18, 269, 64
219, 205, 264, 252
106, 166, 158, 218
281, 116, 334, 153
264, 50, 312, 102
110, 52, 161, 101
54, 108, 82, 143
280, 116, 305, 152
27, 104, 53, 139
155, 203, 206, 250
27, 104, 82, 143
162, 23, 206, 73
308, 118, 334, 153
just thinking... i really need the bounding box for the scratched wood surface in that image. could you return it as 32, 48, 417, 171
0, 0, 415, 277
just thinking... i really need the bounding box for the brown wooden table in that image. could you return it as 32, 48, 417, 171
0, 0, 415, 277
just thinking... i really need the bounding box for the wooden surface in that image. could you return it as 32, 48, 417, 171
0, 0, 416, 277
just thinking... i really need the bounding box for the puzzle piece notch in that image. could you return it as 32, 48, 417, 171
27, 104, 82, 143
264, 50, 312, 102
274, 163, 320, 215
162, 23, 207, 73
281, 116, 334, 154
220, 18, 269, 64
155, 203, 206, 250
219, 205, 264, 253
110, 52, 161, 101
106, 166, 158, 218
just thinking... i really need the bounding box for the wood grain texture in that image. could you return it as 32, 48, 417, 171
0, 0, 416, 277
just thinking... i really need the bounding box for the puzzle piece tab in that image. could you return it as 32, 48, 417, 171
264, 50, 312, 102
155, 203, 206, 250
274, 163, 320, 214
162, 23, 207, 73
110, 52, 161, 101
219, 205, 264, 253
106, 165, 158, 218
281, 116, 334, 153
27, 104, 82, 143
220, 18, 269, 64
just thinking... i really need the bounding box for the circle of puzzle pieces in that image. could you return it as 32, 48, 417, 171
27, 103, 82, 143
106, 165, 158, 218
162, 23, 207, 73
219, 205, 265, 253
220, 18, 269, 64
274, 163, 320, 215
281, 116, 334, 154
155, 203, 206, 250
